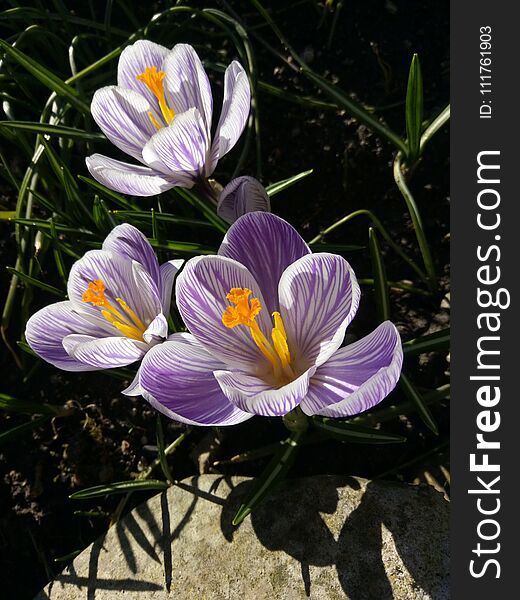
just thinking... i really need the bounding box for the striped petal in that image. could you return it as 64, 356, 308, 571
217, 176, 271, 224
102, 223, 160, 286
118, 40, 170, 108
301, 322, 403, 417
207, 61, 250, 174
86, 154, 176, 197
25, 301, 102, 371
142, 108, 209, 185
175, 255, 273, 371
67, 250, 162, 330
159, 259, 184, 315
279, 253, 360, 368
136, 334, 252, 426
218, 212, 310, 315
214, 367, 314, 417
163, 44, 213, 133
142, 313, 168, 344
90, 86, 159, 161
62, 334, 147, 368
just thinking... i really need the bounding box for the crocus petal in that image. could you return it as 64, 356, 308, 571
143, 313, 168, 344
86, 154, 176, 197
159, 259, 184, 314
136, 334, 252, 426
279, 253, 360, 368
214, 367, 314, 417
117, 40, 170, 107
102, 223, 160, 286
218, 212, 310, 315
62, 334, 147, 368
67, 250, 162, 328
25, 301, 102, 371
90, 86, 159, 161
163, 44, 213, 133
142, 108, 209, 185
217, 176, 271, 224
175, 255, 273, 370
300, 322, 403, 417
121, 371, 142, 396
208, 61, 251, 175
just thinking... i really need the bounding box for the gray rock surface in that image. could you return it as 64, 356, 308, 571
35, 475, 449, 600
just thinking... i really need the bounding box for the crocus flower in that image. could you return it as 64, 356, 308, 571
85, 41, 251, 196
217, 176, 270, 224
130, 212, 403, 426
25, 224, 182, 371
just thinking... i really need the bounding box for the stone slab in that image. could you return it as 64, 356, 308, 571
35, 475, 449, 599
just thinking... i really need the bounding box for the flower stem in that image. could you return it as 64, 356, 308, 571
282, 406, 309, 433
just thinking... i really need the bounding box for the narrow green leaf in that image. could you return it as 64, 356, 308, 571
403, 328, 450, 356
232, 430, 303, 526
308, 242, 364, 253
0, 39, 90, 114
265, 169, 313, 197
400, 372, 438, 434
311, 417, 406, 444
69, 479, 169, 500
405, 53, 424, 162
174, 187, 228, 234
0, 393, 72, 416
156, 416, 174, 485
0, 121, 104, 140
13, 218, 94, 236
420, 104, 450, 152
112, 210, 214, 229
0, 416, 50, 446
148, 239, 216, 255
5, 266, 65, 297
0, 210, 16, 220
368, 227, 391, 321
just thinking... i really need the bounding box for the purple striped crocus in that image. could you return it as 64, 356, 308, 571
217, 176, 270, 224
25, 224, 182, 371
85, 41, 250, 196
129, 212, 403, 426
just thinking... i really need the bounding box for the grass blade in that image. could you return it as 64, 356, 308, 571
265, 169, 313, 196
0, 415, 50, 446
0, 121, 104, 140
405, 53, 423, 162
6, 266, 65, 297
69, 479, 169, 500
399, 372, 438, 434
403, 328, 450, 356
311, 417, 406, 444
232, 430, 304, 526
368, 227, 390, 321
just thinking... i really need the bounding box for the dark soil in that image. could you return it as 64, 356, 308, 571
0, 1, 449, 598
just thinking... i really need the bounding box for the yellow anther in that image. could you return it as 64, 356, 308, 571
83, 279, 146, 342
221, 288, 294, 382
136, 67, 175, 127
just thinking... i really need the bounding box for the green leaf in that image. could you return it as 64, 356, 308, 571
112, 210, 215, 230
173, 187, 228, 234
0, 393, 72, 416
308, 242, 364, 253
399, 372, 438, 434
265, 169, 313, 196
0, 39, 90, 114
403, 328, 450, 356
5, 266, 65, 297
368, 227, 390, 321
0, 121, 104, 140
405, 53, 424, 162
156, 416, 174, 485
148, 239, 216, 255
311, 417, 406, 444
13, 218, 94, 237
0, 416, 50, 446
69, 479, 169, 500
0, 210, 16, 220
232, 430, 303, 526
420, 104, 450, 152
